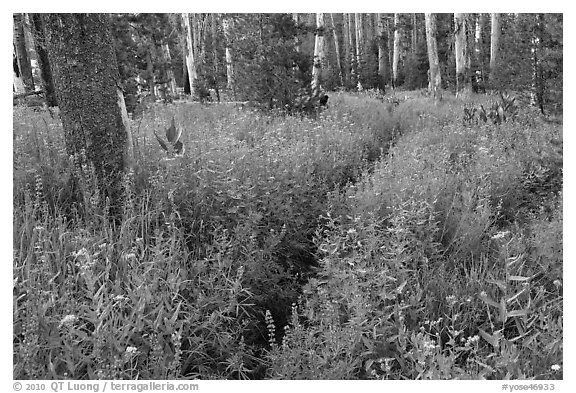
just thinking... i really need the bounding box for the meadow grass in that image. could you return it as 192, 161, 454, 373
13, 91, 562, 379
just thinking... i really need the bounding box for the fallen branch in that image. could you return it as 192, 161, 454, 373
13, 90, 44, 100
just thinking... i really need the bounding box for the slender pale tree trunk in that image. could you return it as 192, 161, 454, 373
330, 13, 344, 86
222, 16, 235, 97
531, 13, 545, 113
425, 13, 442, 102
347, 13, 356, 86
161, 41, 177, 96
377, 13, 387, 91
454, 13, 471, 96
412, 13, 418, 54
30, 13, 57, 106
312, 13, 326, 96
489, 13, 501, 84
342, 13, 350, 86
13, 49, 26, 93
182, 13, 199, 99
474, 13, 485, 92
13, 13, 34, 92
386, 16, 394, 86
43, 13, 131, 218
293, 13, 300, 53
146, 42, 157, 99
392, 13, 400, 88
354, 13, 363, 89
211, 13, 220, 101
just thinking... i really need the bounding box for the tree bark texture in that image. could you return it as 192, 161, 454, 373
347, 13, 356, 86
474, 14, 484, 75
42, 13, 129, 217
330, 14, 344, 86
531, 14, 545, 113
377, 13, 387, 90
425, 13, 442, 102
13, 13, 35, 92
342, 13, 351, 86
392, 13, 400, 88
222, 16, 235, 95
355, 13, 363, 87
312, 13, 326, 96
182, 13, 199, 99
490, 13, 501, 83
454, 13, 471, 96
30, 13, 57, 106
412, 13, 418, 54
211, 13, 220, 100
162, 41, 177, 96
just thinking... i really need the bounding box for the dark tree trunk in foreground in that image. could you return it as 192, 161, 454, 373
42, 13, 130, 219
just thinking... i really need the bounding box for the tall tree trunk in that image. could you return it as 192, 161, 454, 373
182, 13, 199, 99
311, 13, 326, 96
392, 13, 401, 88
42, 13, 130, 219
489, 13, 501, 84
30, 13, 57, 106
293, 13, 300, 54
377, 13, 387, 91
474, 13, 485, 92
146, 42, 157, 99
342, 13, 351, 87
347, 13, 356, 87
330, 13, 344, 86
13, 47, 26, 93
13, 13, 35, 92
162, 41, 177, 96
222, 16, 235, 97
412, 13, 418, 54
211, 13, 220, 101
354, 13, 363, 88
425, 13, 442, 102
386, 15, 394, 87
454, 13, 471, 96
531, 13, 545, 114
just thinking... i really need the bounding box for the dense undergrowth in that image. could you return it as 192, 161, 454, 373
13, 91, 562, 379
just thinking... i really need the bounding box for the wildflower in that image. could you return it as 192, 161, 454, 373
122, 252, 136, 262
446, 295, 457, 306
553, 280, 562, 288
480, 291, 488, 298
59, 314, 78, 328
465, 335, 480, 346
113, 295, 127, 302
125, 346, 138, 355
551, 364, 561, 372
491, 231, 510, 240
73, 248, 89, 259
423, 339, 436, 351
